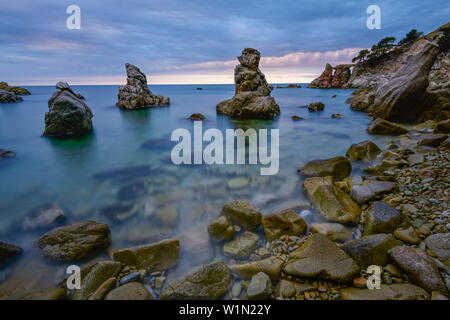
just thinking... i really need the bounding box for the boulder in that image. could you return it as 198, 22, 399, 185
340, 284, 430, 300
37, 220, 110, 261
346, 141, 382, 161
276, 280, 296, 298
364, 202, 404, 235
208, 216, 235, 242
0, 241, 22, 267
72, 261, 121, 300
22, 203, 66, 231
302, 176, 334, 198
341, 234, 402, 269
284, 234, 360, 283
368, 118, 408, 135
229, 256, 283, 282
43, 82, 93, 138
298, 156, 351, 180
261, 209, 307, 241
113, 238, 179, 271
308, 102, 325, 112
216, 48, 280, 119
308, 63, 333, 88
393, 227, 421, 244
223, 231, 259, 259
247, 272, 272, 300
160, 261, 231, 299
310, 223, 353, 242
424, 233, 450, 261
371, 41, 440, 122
221, 200, 261, 230
417, 133, 448, 147
88, 277, 117, 300
308, 183, 361, 224
0, 89, 22, 103
117, 63, 169, 109
388, 245, 447, 294
105, 282, 152, 300
350, 180, 397, 205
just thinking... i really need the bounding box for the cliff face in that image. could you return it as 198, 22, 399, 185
308, 64, 352, 88
345, 23, 450, 123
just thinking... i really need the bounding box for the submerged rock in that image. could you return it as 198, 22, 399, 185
0, 89, 22, 103
285, 234, 360, 283
340, 284, 429, 300
160, 261, 231, 300
113, 238, 179, 271
247, 272, 272, 300
368, 118, 409, 135
216, 48, 280, 119
0, 149, 16, 160
37, 220, 110, 261
388, 245, 447, 294
298, 156, 351, 180
117, 63, 169, 109
0, 241, 22, 267
22, 203, 66, 231
43, 82, 93, 138
208, 216, 235, 242
346, 141, 382, 161
222, 200, 261, 231
261, 209, 307, 241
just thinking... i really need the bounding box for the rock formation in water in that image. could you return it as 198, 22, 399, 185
216, 48, 280, 119
345, 23, 450, 123
0, 81, 31, 96
308, 64, 352, 88
0, 89, 22, 103
43, 82, 93, 138
117, 63, 169, 110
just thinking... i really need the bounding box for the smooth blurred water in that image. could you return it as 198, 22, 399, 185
0, 84, 393, 290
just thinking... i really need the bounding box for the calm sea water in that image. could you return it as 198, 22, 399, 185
0, 84, 392, 291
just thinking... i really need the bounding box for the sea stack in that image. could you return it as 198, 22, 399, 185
43, 82, 93, 138
308, 64, 352, 88
216, 48, 280, 119
117, 63, 169, 110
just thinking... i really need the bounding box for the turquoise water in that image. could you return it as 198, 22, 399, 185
0, 84, 392, 289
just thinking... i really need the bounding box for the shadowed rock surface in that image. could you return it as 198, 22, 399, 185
117, 63, 169, 110
0, 89, 22, 103
216, 48, 280, 119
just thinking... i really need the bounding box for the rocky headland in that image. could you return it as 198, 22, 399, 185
0, 82, 31, 104
308, 64, 352, 88
217, 48, 280, 119
117, 63, 170, 110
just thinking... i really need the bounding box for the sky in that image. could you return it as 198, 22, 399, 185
1, 0, 449, 85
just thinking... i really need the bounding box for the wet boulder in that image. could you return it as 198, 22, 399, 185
230, 256, 283, 282
298, 156, 351, 180
105, 282, 152, 300
310, 223, 353, 242
0, 241, 22, 267
307, 102, 325, 112
285, 234, 360, 283
223, 231, 259, 259
346, 141, 382, 161
247, 272, 272, 300
364, 202, 404, 235
368, 118, 408, 135
208, 216, 235, 242
160, 261, 231, 299
113, 238, 179, 271
261, 209, 307, 241
221, 200, 261, 231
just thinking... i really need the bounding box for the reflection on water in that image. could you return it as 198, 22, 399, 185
0, 84, 392, 291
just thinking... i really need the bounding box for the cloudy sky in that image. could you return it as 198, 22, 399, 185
1, 0, 448, 85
